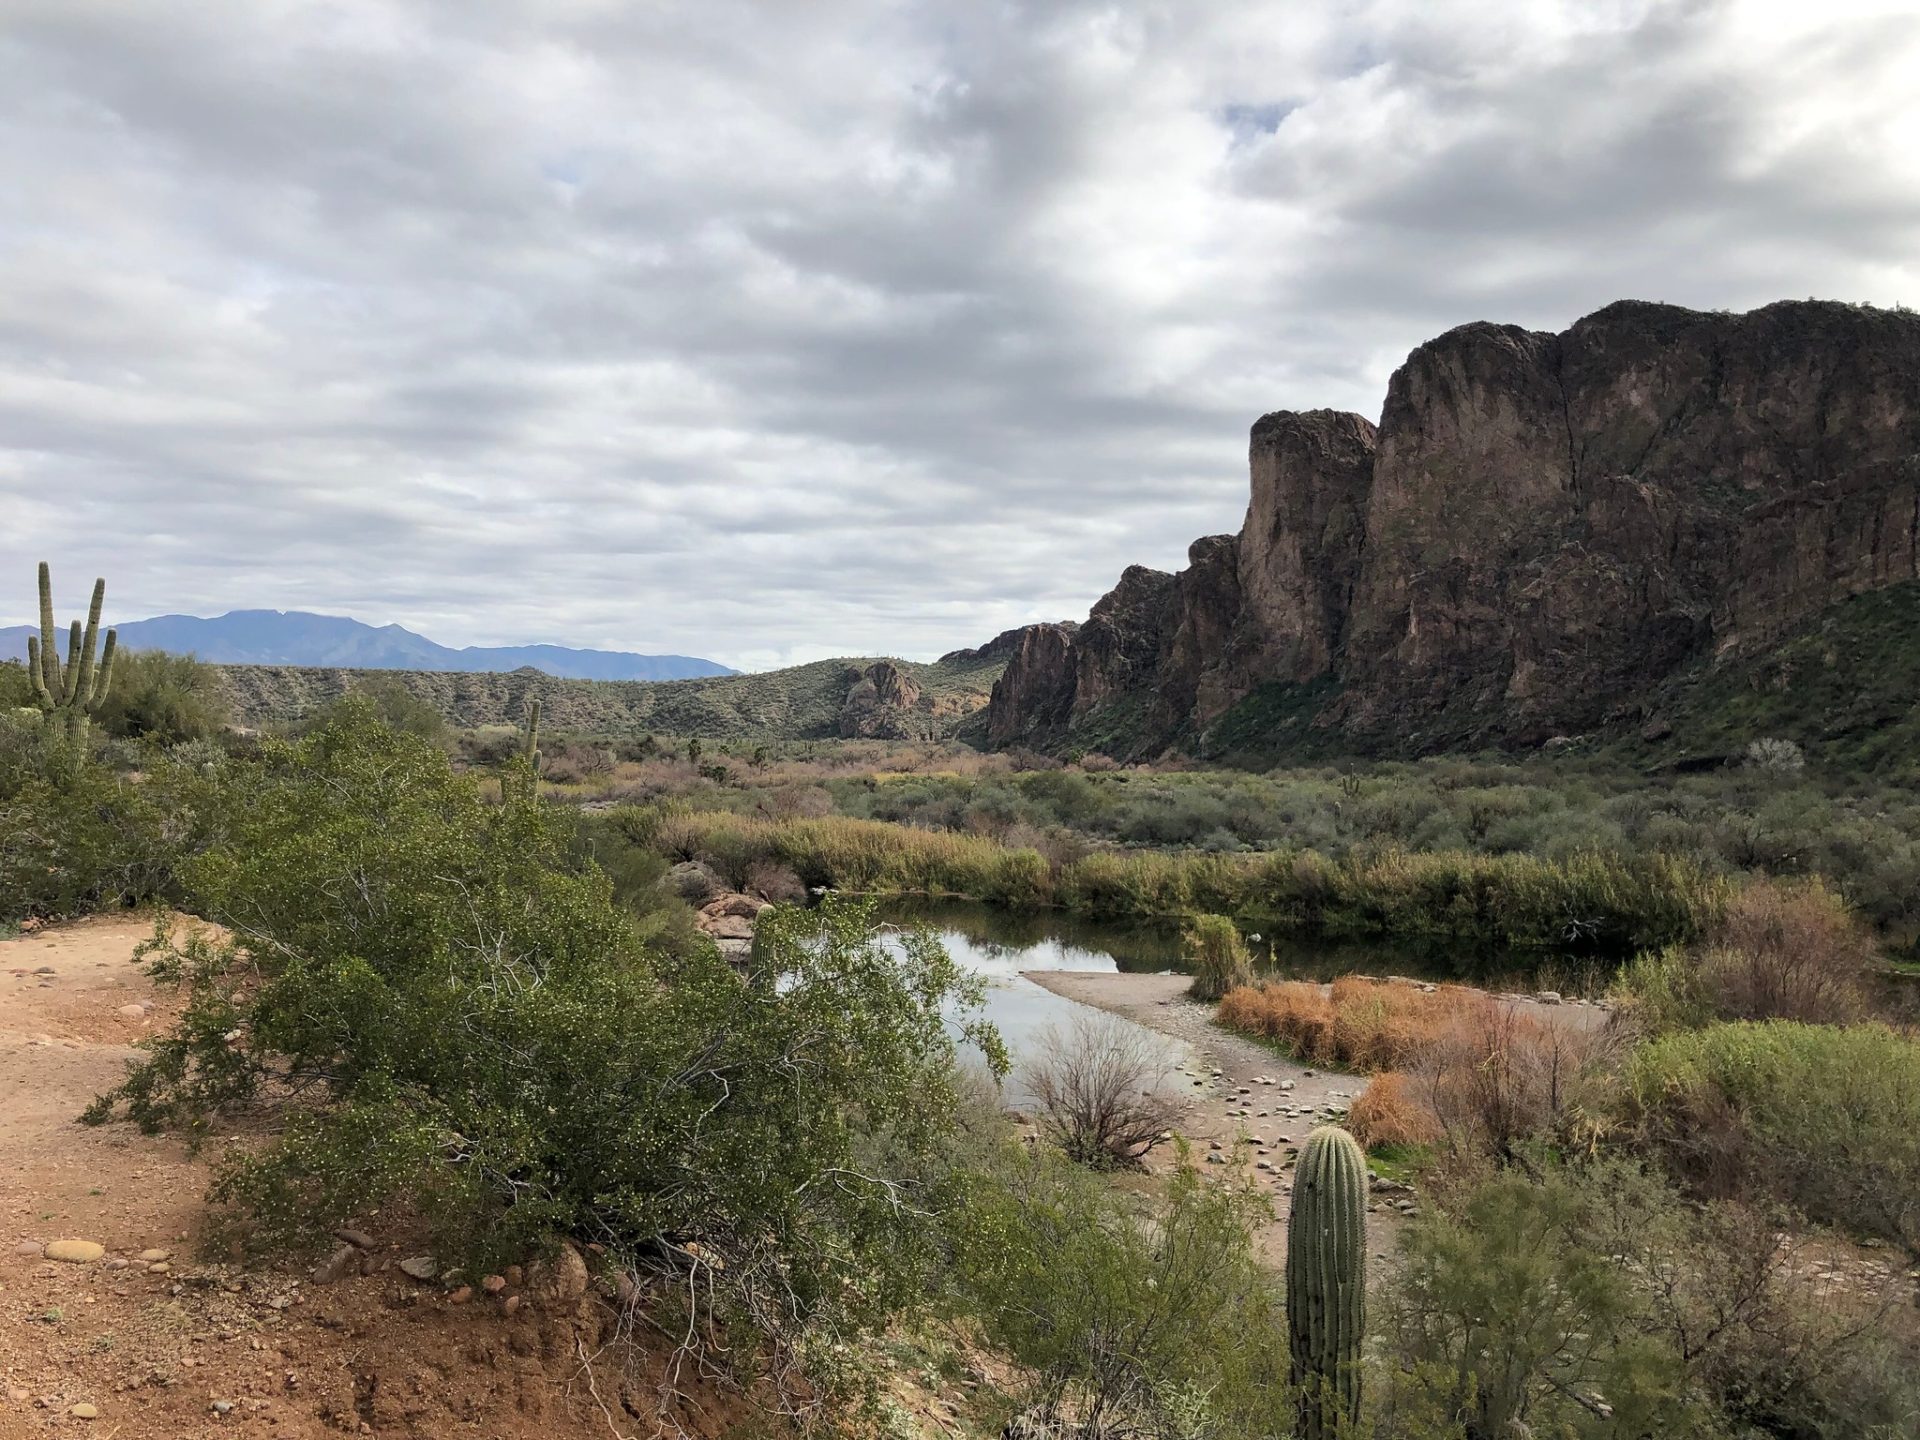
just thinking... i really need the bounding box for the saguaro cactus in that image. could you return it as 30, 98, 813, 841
25, 562, 118, 747
1286, 1124, 1368, 1440
521, 698, 542, 768
506, 698, 541, 804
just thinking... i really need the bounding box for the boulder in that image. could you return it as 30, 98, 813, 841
665, 861, 723, 903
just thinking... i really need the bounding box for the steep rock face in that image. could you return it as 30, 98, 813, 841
1340, 300, 1920, 742
985, 624, 1080, 747
1231, 410, 1377, 690
839, 660, 925, 739
985, 299, 1920, 756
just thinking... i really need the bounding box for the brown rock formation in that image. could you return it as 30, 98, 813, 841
838, 659, 927, 739
985, 299, 1920, 756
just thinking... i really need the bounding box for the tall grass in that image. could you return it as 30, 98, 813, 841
628, 810, 1729, 959
1217, 978, 1486, 1073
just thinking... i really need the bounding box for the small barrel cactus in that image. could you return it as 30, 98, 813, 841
1286, 1124, 1368, 1439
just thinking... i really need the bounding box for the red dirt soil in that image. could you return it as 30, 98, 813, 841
0, 915, 779, 1440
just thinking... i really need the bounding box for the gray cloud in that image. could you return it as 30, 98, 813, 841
2, 0, 1917, 670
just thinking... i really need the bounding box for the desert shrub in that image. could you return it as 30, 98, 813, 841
0, 658, 33, 710
1221, 977, 1610, 1158
1381, 1161, 1752, 1440
1414, 1002, 1612, 1162
745, 859, 806, 904
85, 703, 1005, 1393
1745, 736, 1807, 774
1020, 1013, 1182, 1170
1623, 1020, 1920, 1252
1346, 1072, 1441, 1149
1694, 876, 1871, 1023
0, 717, 215, 921
91, 649, 229, 745
1183, 912, 1253, 1001
302, 675, 446, 745
952, 1149, 1286, 1440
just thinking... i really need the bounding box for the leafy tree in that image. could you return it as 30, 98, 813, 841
953, 1148, 1287, 1439
0, 658, 33, 711
1380, 1160, 1725, 1440
93, 649, 230, 745
303, 674, 446, 744
87, 701, 1003, 1398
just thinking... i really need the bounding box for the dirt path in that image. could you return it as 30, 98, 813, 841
1022, 970, 1408, 1267
0, 916, 764, 1440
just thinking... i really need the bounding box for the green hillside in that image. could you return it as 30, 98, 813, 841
216, 652, 1006, 740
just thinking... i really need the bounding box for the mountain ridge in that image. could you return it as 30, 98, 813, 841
982, 298, 1920, 761
0, 607, 734, 681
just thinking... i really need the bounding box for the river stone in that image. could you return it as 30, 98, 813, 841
45, 1239, 105, 1263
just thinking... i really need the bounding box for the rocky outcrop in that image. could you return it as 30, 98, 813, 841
940, 623, 1076, 666
838, 659, 926, 739
985, 299, 1920, 757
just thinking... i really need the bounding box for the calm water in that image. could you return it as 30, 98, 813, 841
874, 900, 1195, 1100
873, 900, 1591, 1097
876, 897, 1580, 988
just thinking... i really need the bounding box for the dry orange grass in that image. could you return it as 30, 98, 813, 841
1346, 1071, 1441, 1148
1216, 977, 1487, 1072
1221, 977, 1614, 1156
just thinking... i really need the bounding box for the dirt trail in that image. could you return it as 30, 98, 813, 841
0, 916, 765, 1440
1022, 970, 1396, 1267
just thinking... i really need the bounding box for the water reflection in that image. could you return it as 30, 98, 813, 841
876, 905, 1194, 1104
877, 897, 1589, 991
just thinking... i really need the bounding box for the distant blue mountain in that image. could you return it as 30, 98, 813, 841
0, 609, 734, 681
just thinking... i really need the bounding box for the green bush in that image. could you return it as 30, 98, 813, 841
952, 1148, 1286, 1439
1624, 1021, 1920, 1251
1184, 912, 1253, 1001
0, 716, 213, 921
1382, 1156, 1920, 1440
1381, 1161, 1719, 1440
86, 702, 1005, 1392
92, 649, 229, 745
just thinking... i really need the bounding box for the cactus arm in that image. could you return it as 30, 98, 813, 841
73, 577, 104, 709
88, 630, 117, 711
26, 634, 54, 710
36, 561, 61, 701
63, 621, 82, 704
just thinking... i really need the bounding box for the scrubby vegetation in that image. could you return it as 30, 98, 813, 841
8, 560, 1919, 1437
628, 808, 1724, 965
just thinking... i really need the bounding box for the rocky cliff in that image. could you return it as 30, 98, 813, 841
986, 300, 1920, 758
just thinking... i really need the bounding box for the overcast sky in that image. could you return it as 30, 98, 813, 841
3, 0, 1918, 671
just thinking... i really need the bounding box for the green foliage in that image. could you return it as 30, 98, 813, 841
321, 673, 449, 743
1381, 1160, 1723, 1440
0, 717, 214, 922
1184, 912, 1253, 1001
0, 659, 32, 711
952, 1148, 1287, 1439
1286, 1126, 1368, 1440
92, 649, 230, 744
649, 812, 1725, 962
1624, 1020, 1920, 1251
86, 702, 1003, 1390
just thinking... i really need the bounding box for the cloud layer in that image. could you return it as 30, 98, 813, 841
3, 0, 1918, 669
